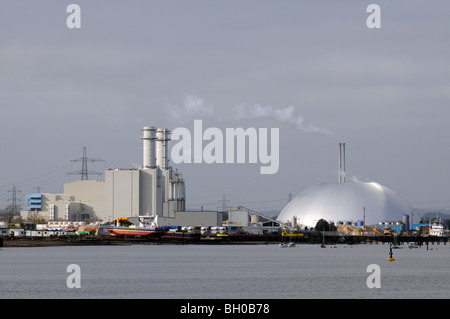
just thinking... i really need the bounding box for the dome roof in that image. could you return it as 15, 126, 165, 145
277, 182, 412, 227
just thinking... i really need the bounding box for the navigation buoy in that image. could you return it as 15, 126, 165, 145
387, 244, 395, 261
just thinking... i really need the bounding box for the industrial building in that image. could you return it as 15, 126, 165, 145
21, 127, 224, 227
20, 135, 415, 232
277, 143, 414, 228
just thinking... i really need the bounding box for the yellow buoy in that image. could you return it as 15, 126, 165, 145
387, 244, 395, 261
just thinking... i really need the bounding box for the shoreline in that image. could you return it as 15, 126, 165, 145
1, 234, 447, 248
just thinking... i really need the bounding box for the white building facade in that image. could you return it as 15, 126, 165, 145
20, 126, 222, 227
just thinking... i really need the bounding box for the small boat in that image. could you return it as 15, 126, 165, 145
279, 242, 295, 248
429, 218, 444, 237
106, 215, 164, 237
105, 227, 164, 237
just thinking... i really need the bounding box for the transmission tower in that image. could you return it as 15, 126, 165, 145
218, 193, 230, 211
68, 147, 105, 181
33, 186, 43, 193
7, 185, 21, 221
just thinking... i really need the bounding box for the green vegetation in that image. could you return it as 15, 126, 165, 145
314, 218, 336, 231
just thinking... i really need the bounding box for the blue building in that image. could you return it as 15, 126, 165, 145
26, 193, 42, 211
374, 223, 406, 234
373, 215, 411, 234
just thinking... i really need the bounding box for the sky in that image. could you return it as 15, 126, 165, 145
0, 1, 449, 216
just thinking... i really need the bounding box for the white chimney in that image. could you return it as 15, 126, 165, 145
339, 142, 346, 183
343, 142, 345, 183
141, 127, 157, 169
156, 128, 171, 169
339, 143, 341, 183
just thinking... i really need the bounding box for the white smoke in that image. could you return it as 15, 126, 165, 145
168, 95, 215, 123
233, 103, 334, 137
168, 95, 334, 137
349, 175, 376, 183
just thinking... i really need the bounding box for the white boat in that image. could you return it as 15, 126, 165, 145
279, 242, 296, 248
429, 213, 445, 237
429, 221, 444, 237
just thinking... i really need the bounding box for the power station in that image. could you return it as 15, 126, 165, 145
21, 127, 223, 227
21, 127, 415, 233
105, 127, 186, 220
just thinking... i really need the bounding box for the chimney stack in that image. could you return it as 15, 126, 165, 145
156, 128, 171, 170
141, 127, 157, 169
339, 142, 346, 183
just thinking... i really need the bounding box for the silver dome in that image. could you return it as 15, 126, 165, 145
277, 182, 412, 227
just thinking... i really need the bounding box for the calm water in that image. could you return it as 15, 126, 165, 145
0, 243, 449, 299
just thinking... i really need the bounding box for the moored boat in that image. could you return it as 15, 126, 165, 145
105, 215, 164, 237
105, 227, 164, 237
279, 242, 296, 248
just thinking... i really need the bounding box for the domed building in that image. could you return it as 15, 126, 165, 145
277, 143, 413, 228
277, 181, 413, 228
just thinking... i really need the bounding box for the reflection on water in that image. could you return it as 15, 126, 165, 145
0, 243, 449, 299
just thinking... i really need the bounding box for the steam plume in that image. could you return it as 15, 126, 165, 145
168, 95, 215, 123
233, 104, 334, 137
168, 95, 334, 137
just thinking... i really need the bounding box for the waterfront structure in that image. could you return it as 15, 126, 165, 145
277, 143, 413, 228
277, 181, 413, 228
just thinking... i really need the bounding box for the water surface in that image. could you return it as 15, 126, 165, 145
0, 243, 448, 299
